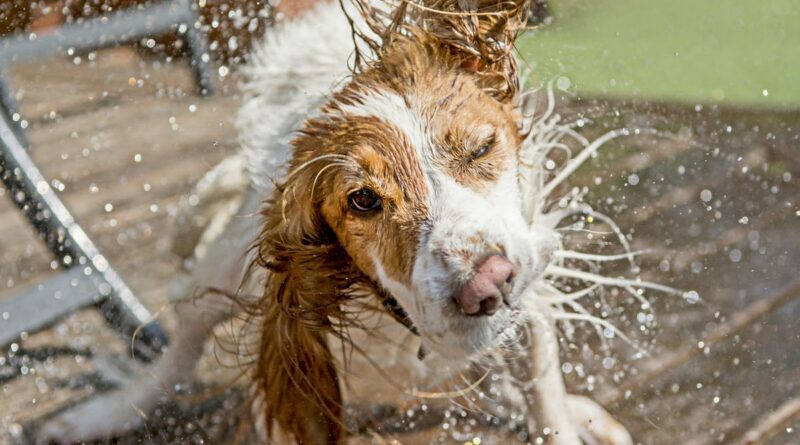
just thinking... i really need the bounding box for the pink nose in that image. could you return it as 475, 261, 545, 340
456, 255, 516, 316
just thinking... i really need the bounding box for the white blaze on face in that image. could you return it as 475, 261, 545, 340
335, 88, 430, 168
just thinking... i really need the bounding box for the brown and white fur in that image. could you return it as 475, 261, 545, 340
37, 1, 635, 444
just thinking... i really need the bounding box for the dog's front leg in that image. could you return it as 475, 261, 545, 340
507, 304, 633, 445
506, 307, 582, 444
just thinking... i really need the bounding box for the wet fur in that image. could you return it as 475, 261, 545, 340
247, 2, 533, 442
36, 2, 641, 445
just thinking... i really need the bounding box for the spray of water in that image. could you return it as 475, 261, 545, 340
517, 82, 691, 353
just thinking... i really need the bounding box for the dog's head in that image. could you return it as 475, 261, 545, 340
253, 1, 555, 442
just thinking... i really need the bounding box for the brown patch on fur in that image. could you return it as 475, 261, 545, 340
251, 112, 430, 444
426, 75, 521, 189
346, 25, 524, 191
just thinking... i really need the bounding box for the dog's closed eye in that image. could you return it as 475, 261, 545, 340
470, 134, 496, 160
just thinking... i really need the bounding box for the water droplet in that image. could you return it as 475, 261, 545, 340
8, 423, 22, 438
700, 189, 712, 202
98, 283, 112, 296
684, 290, 700, 304
36, 181, 49, 194
93, 255, 109, 272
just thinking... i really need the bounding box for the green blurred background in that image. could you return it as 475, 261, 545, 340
517, 0, 800, 108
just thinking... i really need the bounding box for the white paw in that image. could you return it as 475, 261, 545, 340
567, 395, 633, 445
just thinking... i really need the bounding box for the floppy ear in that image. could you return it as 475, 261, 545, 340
348, 0, 530, 102
252, 163, 357, 444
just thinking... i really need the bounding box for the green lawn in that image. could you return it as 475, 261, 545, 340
517, 0, 800, 108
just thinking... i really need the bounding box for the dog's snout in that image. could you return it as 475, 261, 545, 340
456, 255, 515, 316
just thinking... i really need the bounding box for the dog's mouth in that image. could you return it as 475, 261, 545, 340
417, 296, 525, 360
498, 306, 523, 334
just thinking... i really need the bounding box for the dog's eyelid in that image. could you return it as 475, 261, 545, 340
471, 132, 497, 159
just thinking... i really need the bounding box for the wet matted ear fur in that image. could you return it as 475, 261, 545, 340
346, 0, 530, 102
250, 162, 364, 444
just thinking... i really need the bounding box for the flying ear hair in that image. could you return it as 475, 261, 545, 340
345, 0, 530, 102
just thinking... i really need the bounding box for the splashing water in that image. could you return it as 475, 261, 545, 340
517, 83, 690, 353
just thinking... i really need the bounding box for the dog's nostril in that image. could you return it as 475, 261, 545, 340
479, 294, 502, 316
456, 255, 515, 317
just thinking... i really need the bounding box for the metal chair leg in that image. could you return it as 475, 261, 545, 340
0, 114, 167, 360
181, 1, 216, 97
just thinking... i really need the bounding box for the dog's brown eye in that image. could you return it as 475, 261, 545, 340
349, 189, 382, 213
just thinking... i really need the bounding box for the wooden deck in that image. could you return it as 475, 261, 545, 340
1, 47, 799, 445
0, 48, 240, 443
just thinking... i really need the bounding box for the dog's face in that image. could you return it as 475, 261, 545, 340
287, 47, 555, 361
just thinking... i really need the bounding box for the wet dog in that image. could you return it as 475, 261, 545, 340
38, 1, 633, 443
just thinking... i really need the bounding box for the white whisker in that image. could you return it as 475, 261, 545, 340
310, 162, 350, 197
284, 153, 351, 181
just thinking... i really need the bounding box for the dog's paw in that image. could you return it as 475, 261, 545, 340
567, 395, 633, 445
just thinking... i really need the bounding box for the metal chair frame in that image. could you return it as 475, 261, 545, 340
0, 0, 216, 359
